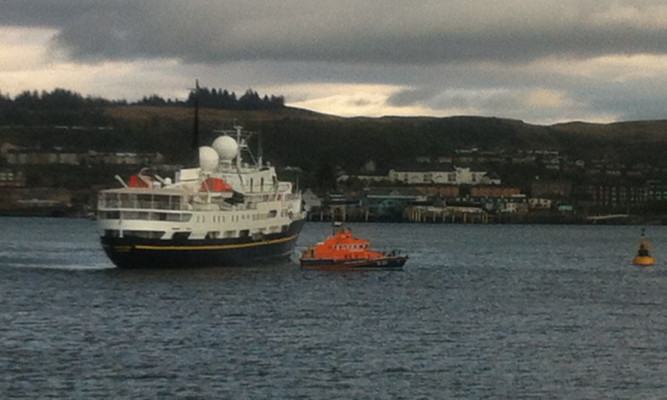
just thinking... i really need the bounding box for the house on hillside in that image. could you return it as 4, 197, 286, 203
0, 169, 25, 187
363, 187, 428, 221
82, 151, 164, 166
3, 147, 79, 165
387, 165, 500, 185
1, 143, 164, 167
531, 180, 572, 200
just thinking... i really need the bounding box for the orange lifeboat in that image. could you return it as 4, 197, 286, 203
300, 223, 407, 270
128, 174, 151, 188
200, 177, 232, 192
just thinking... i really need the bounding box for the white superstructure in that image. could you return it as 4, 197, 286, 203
97, 125, 306, 268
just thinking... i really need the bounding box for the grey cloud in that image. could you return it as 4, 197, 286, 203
4, 0, 667, 65
387, 87, 439, 107
4, 0, 667, 124
1, 1, 103, 27
579, 80, 667, 121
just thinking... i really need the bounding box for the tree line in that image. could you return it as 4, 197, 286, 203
0, 89, 116, 126
138, 88, 285, 110
0, 88, 120, 109
0, 87, 285, 126
0, 86, 284, 110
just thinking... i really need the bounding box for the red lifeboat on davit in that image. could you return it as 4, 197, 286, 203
128, 174, 152, 188
200, 177, 232, 192
300, 222, 408, 270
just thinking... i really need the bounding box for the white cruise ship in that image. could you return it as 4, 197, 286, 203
97, 125, 306, 268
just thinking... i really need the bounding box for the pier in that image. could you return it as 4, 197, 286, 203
585, 214, 629, 223
405, 205, 489, 224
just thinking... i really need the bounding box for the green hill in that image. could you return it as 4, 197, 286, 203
100, 105, 664, 166
2, 103, 667, 190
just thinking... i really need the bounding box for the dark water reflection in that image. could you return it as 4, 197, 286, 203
2, 218, 667, 398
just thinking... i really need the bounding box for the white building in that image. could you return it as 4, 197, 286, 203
387, 166, 500, 185
529, 198, 553, 209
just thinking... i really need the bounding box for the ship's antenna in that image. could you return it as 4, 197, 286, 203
191, 79, 200, 151
234, 123, 243, 171
257, 131, 263, 167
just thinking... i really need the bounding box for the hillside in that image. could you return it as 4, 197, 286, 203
3, 103, 667, 191
104, 105, 667, 154
552, 120, 667, 143
102, 107, 667, 193
103, 105, 329, 123
98, 106, 572, 162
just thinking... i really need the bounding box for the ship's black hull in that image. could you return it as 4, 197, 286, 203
101, 219, 305, 269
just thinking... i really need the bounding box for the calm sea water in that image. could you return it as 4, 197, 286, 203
2, 217, 667, 399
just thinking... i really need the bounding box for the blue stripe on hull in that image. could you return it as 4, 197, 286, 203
101, 219, 305, 269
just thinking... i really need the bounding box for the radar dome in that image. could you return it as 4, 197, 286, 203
199, 146, 219, 172
212, 135, 239, 161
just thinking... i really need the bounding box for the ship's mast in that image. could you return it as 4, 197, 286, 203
234, 124, 244, 170
192, 80, 200, 151
257, 131, 263, 168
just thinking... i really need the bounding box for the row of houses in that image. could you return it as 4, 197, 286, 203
579, 181, 667, 208
0, 143, 163, 166
0, 169, 25, 187
0, 186, 73, 217
305, 176, 667, 222
340, 165, 501, 186
302, 185, 556, 223
418, 147, 667, 178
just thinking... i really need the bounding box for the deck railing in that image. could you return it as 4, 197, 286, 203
98, 193, 186, 211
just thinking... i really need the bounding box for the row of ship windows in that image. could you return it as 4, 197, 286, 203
98, 194, 184, 210
99, 193, 300, 210
105, 230, 165, 239
99, 211, 191, 221
104, 225, 289, 240
100, 210, 281, 222
194, 210, 279, 223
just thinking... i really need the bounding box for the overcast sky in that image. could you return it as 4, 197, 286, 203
2, 0, 667, 124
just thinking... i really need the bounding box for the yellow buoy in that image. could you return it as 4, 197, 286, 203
633, 229, 655, 266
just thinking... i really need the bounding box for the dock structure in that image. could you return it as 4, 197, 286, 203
405, 205, 489, 224
585, 214, 629, 223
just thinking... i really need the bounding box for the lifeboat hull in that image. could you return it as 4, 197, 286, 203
633, 256, 655, 266
300, 255, 408, 270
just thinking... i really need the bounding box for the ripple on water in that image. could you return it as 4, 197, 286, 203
2, 220, 667, 398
